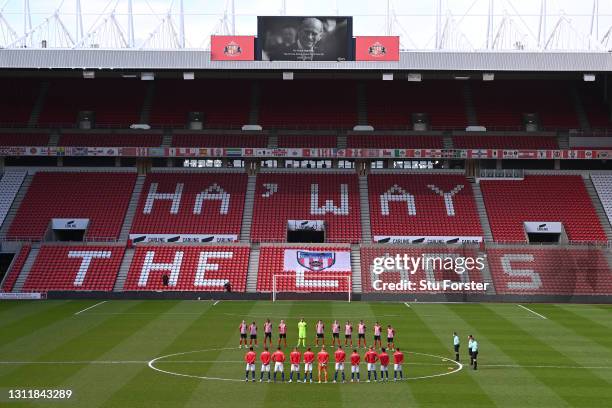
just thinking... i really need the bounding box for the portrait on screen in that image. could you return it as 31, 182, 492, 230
258, 16, 352, 61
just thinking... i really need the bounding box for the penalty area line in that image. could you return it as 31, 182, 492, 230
74, 301, 107, 316
517, 304, 547, 320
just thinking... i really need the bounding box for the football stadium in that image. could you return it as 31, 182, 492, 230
1, 0, 612, 407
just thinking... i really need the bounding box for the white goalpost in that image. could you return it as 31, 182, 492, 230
272, 273, 352, 302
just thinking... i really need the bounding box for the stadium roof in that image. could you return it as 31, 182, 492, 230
1, 49, 611, 72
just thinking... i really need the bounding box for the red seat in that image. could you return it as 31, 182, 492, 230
38, 79, 147, 127
0, 245, 31, 292
480, 175, 606, 243
251, 173, 361, 243
59, 133, 162, 147
365, 81, 467, 130
130, 172, 246, 237
360, 246, 485, 293
488, 247, 612, 295
368, 174, 483, 239
0, 134, 49, 146
8, 172, 136, 241
172, 133, 267, 148
259, 80, 357, 129
347, 134, 443, 149
124, 245, 249, 291
452, 134, 558, 149
23, 245, 125, 292
149, 80, 251, 128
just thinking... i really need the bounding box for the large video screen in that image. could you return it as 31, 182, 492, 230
258, 16, 353, 61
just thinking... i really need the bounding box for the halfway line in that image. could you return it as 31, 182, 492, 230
74, 301, 107, 316
517, 304, 547, 320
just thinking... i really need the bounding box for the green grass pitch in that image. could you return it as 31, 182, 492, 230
1, 300, 611, 407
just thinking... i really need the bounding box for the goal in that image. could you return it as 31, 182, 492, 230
272, 272, 352, 302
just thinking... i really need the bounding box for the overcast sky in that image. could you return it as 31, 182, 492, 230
1, 0, 611, 49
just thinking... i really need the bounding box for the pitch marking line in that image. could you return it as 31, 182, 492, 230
213, 300, 220, 306
74, 301, 107, 316
517, 304, 547, 320
404, 302, 411, 308
146, 348, 463, 383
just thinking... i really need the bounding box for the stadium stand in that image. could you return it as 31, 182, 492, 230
38, 79, 147, 127
347, 134, 444, 149
591, 175, 612, 227
0, 245, 31, 292
251, 172, 361, 243
471, 81, 579, 130
365, 80, 467, 129
452, 134, 558, 149
277, 134, 338, 148
577, 83, 611, 129
487, 247, 612, 295
58, 133, 163, 147
0, 79, 39, 125
149, 80, 251, 127
0, 133, 50, 146
360, 246, 485, 293
256, 245, 352, 293
130, 172, 247, 238
123, 245, 249, 291
172, 133, 268, 148
258, 80, 357, 129
367, 174, 483, 240
22, 245, 125, 292
479, 175, 607, 243
8, 172, 136, 241
0, 170, 26, 227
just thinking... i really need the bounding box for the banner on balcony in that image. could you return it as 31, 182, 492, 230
355, 36, 400, 61
211, 36, 255, 61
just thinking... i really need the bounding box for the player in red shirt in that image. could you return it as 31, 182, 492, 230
289, 347, 301, 383
303, 347, 315, 383
259, 347, 271, 382
333, 345, 346, 383
272, 347, 285, 382
364, 346, 378, 382
378, 347, 390, 381
350, 349, 361, 382
244, 346, 256, 382
317, 346, 330, 383
393, 347, 404, 381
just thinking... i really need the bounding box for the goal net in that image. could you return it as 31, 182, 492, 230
272, 272, 352, 302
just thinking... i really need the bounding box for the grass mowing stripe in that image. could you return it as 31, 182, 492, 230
55, 301, 212, 408
183, 301, 289, 408
0, 301, 179, 392
457, 304, 612, 407
101, 300, 255, 408
0, 300, 77, 346
374, 302, 496, 408
339, 302, 420, 408
262, 301, 343, 408
543, 305, 612, 353
434, 304, 570, 408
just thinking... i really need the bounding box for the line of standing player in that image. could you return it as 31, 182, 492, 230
239, 318, 403, 383
238, 319, 397, 351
